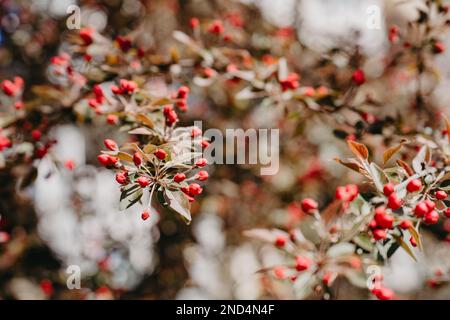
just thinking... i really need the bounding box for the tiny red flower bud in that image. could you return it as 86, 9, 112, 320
104, 139, 118, 151
208, 20, 224, 34
14, 101, 24, 110
322, 271, 337, 286
409, 236, 417, 247
106, 114, 119, 125
200, 140, 210, 149
196, 170, 209, 181
373, 286, 395, 300
435, 190, 447, 200
195, 158, 207, 167
434, 41, 445, 54
79, 28, 93, 45
301, 198, 318, 213
188, 183, 203, 196
31, 129, 41, 141
399, 220, 412, 230
189, 17, 200, 29
133, 152, 142, 166
279, 73, 299, 91
368, 219, 378, 229
40, 280, 54, 296
275, 235, 286, 247
345, 184, 359, 201
383, 183, 395, 196
191, 127, 202, 138
295, 256, 312, 271
445, 208, 450, 218
136, 176, 150, 188
423, 210, 439, 224
335, 186, 348, 200
177, 86, 190, 99
415, 202, 429, 217
387, 194, 402, 210
273, 266, 285, 279
64, 159, 75, 170
97, 154, 110, 166
92, 85, 103, 98
374, 207, 394, 229
115, 172, 127, 184
174, 173, 186, 183
154, 149, 167, 160
0, 231, 10, 243
352, 69, 365, 85
373, 228, 387, 241
407, 179, 422, 193
425, 199, 436, 211
141, 210, 150, 221
88, 99, 99, 109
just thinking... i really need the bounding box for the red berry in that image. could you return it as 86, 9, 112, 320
40, 280, 54, 296
273, 266, 285, 279
97, 154, 111, 166
104, 139, 118, 151
174, 173, 186, 183
177, 86, 190, 99
301, 198, 318, 214
295, 256, 312, 271
407, 179, 422, 193
424, 210, 439, 224
335, 186, 348, 201
106, 114, 119, 125
141, 210, 150, 221
383, 183, 395, 196
399, 220, 413, 230
435, 190, 447, 200
191, 127, 202, 138
275, 235, 286, 247
136, 176, 150, 188
200, 140, 210, 149
387, 194, 402, 210
322, 271, 336, 286
188, 183, 203, 196
373, 229, 387, 241
115, 172, 127, 184
445, 208, 450, 218
352, 69, 365, 86
374, 209, 394, 229
373, 286, 395, 300
414, 202, 429, 217
0, 231, 10, 243
434, 42, 445, 54
368, 219, 378, 229
345, 184, 359, 201
195, 158, 207, 167
64, 159, 75, 170
196, 170, 209, 181
409, 236, 417, 247
31, 129, 41, 141
208, 20, 224, 34
189, 17, 200, 29
133, 152, 142, 166
425, 199, 436, 211
154, 149, 167, 160
79, 28, 93, 45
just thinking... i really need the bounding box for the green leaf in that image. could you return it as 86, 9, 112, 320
119, 188, 143, 211
163, 189, 191, 224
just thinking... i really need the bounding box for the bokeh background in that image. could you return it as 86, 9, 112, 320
0, 0, 450, 299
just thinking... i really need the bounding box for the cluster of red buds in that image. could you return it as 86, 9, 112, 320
1, 76, 24, 110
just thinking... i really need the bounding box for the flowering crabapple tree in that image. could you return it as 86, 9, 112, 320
0, 0, 450, 300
